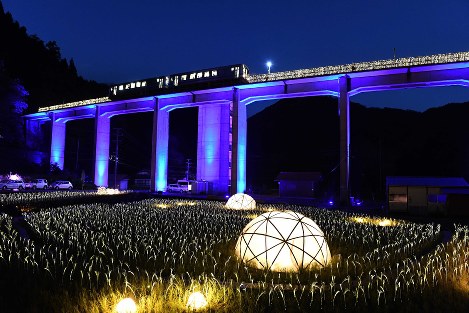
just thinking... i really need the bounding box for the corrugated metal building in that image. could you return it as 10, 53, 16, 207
386, 176, 469, 214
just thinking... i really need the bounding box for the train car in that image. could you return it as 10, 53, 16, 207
110, 64, 249, 101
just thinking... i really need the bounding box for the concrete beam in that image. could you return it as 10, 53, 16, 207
150, 98, 170, 192
338, 75, 350, 205
197, 101, 231, 195
94, 106, 111, 187
50, 113, 66, 169
230, 88, 247, 194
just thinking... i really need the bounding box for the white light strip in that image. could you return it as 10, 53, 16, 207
247, 51, 469, 83
38, 97, 111, 112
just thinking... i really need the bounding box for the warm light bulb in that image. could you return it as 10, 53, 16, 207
186, 291, 208, 310
115, 298, 137, 313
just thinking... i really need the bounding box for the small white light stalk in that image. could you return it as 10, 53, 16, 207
266, 61, 272, 74
186, 291, 207, 310
115, 298, 137, 313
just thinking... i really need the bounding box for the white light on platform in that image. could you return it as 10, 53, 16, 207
226, 193, 256, 210
235, 211, 331, 271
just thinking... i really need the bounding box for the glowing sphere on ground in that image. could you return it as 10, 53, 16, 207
235, 211, 331, 271
186, 291, 208, 310
115, 298, 137, 313
226, 193, 256, 210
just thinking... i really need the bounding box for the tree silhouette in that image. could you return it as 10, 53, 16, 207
0, 61, 28, 146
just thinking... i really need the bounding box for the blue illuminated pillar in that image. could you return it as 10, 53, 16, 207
25, 119, 46, 165
94, 106, 111, 187
50, 113, 66, 169
230, 88, 247, 194
339, 75, 350, 205
197, 101, 231, 194
150, 98, 170, 192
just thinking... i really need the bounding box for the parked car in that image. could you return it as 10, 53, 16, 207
0, 179, 25, 190
31, 179, 48, 190
50, 180, 73, 190
166, 184, 183, 193
166, 180, 192, 193
24, 181, 33, 189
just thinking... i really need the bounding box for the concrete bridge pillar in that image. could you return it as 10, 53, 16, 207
25, 119, 46, 165
94, 106, 111, 187
197, 101, 231, 195
151, 98, 170, 192
50, 112, 66, 169
230, 88, 247, 194
339, 75, 350, 205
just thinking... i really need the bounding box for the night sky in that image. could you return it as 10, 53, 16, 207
4, 0, 469, 112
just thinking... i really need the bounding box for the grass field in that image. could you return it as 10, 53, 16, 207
0, 194, 468, 312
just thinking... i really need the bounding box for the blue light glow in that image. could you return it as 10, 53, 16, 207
237, 136, 246, 193
94, 114, 110, 187
50, 120, 66, 169
156, 156, 167, 191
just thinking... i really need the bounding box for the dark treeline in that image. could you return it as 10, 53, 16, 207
0, 1, 107, 115
0, 1, 107, 174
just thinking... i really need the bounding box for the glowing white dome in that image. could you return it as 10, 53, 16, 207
226, 193, 256, 210
235, 211, 331, 271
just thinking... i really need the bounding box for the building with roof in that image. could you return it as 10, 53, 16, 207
386, 176, 469, 214
276, 172, 322, 198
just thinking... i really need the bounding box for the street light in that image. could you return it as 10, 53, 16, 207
266, 61, 272, 74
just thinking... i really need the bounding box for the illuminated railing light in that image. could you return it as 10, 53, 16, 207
248, 51, 469, 83
38, 97, 111, 112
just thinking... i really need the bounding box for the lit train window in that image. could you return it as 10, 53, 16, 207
136, 82, 141, 88
211, 70, 217, 76
125, 84, 130, 89
197, 72, 202, 78
204, 71, 210, 77
156, 78, 164, 88
181, 75, 187, 81
142, 81, 146, 87
190, 73, 196, 79
119, 85, 124, 91
111, 86, 117, 95
174, 76, 179, 86
165, 76, 169, 86
232, 66, 240, 78
131, 82, 135, 88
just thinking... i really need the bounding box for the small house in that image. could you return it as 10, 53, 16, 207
276, 172, 322, 198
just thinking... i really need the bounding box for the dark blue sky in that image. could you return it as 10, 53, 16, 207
4, 0, 469, 112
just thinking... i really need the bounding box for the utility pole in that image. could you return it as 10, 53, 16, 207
75, 137, 80, 172
112, 128, 123, 189
185, 159, 191, 181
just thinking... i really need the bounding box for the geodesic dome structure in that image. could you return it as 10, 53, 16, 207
235, 211, 331, 271
226, 193, 256, 210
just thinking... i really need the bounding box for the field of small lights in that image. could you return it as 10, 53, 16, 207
0, 192, 468, 312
